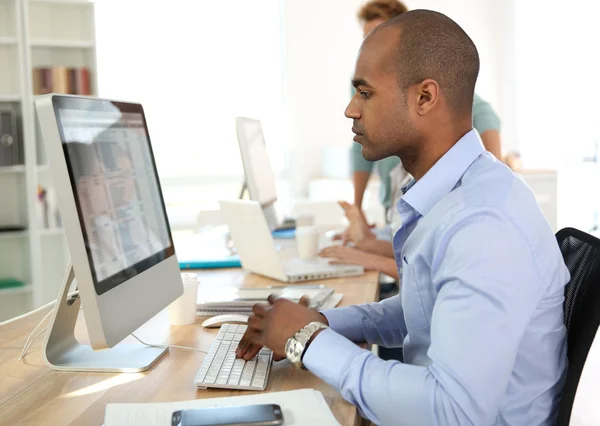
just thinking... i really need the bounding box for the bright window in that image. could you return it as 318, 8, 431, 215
94, 0, 286, 211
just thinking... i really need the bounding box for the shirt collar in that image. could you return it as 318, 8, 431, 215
400, 129, 484, 217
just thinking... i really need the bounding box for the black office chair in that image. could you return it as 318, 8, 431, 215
556, 227, 600, 425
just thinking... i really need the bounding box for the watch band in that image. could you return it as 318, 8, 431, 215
285, 321, 328, 369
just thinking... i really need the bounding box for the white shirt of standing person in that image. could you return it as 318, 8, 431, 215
387, 163, 413, 236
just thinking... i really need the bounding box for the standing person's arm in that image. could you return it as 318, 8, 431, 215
350, 142, 374, 208
472, 94, 502, 159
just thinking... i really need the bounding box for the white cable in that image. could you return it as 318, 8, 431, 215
1, 299, 56, 327
0, 290, 79, 327
131, 333, 208, 354
19, 326, 49, 360
13, 290, 80, 362
13, 289, 207, 362
18, 310, 53, 361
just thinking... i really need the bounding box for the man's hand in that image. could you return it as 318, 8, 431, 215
333, 201, 376, 245
319, 245, 375, 269
235, 296, 328, 361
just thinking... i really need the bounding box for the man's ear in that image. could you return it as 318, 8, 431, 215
414, 79, 439, 116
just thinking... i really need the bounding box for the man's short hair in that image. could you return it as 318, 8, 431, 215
383, 10, 480, 115
357, 0, 409, 22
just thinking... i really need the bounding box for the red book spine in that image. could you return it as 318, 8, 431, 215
79, 67, 91, 95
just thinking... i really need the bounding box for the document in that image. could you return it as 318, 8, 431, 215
104, 388, 340, 426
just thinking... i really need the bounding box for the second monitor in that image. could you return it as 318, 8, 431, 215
235, 117, 295, 231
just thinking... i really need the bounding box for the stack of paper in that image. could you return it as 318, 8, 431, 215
104, 388, 340, 426
196, 286, 341, 316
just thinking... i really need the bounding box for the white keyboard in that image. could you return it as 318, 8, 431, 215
194, 324, 273, 391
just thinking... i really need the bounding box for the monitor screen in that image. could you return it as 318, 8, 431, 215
53, 97, 174, 295
237, 118, 277, 207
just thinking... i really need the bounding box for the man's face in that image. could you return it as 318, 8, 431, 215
345, 27, 420, 162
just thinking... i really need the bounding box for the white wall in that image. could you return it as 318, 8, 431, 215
282, 0, 517, 197
282, 0, 365, 197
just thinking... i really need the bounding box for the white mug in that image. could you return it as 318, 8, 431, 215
296, 225, 320, 259
168, 273, 199, 326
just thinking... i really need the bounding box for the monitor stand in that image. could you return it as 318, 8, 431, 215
263, 204, 280, 231
238, 180, 248, 200
238, 179, 286, 231
43, 264, 168, 373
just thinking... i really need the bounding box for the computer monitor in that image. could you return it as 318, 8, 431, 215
235, 117, 281, 230
36, 94, 183, 372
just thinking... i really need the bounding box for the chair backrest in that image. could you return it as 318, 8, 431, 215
556, 227, 600, 425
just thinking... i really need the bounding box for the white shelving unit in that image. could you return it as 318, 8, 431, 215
0, 0, 32, 321
0, 94, 22, 102
0, 0, 97, 321
30, 39, 94, 48
0, 165, 25, 173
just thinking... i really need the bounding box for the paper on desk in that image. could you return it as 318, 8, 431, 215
104, 388, 340, 426
196, 293, 343, 317
320, 293, 343, 311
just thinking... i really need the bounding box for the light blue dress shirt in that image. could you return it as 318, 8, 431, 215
304, 129, 569, 426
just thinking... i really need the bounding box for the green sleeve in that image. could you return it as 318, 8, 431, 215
350, 141, 374, 173
472, 93, 501, 134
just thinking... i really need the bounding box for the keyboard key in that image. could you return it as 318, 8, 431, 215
252, 377, 265, 387
228, 374, 241, 385
240, 377, 252, 387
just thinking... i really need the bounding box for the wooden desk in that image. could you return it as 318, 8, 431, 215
0, 269, 379, 426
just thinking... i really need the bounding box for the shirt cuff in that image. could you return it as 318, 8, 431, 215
302, 328, 365, 388
322, 307, 366, 343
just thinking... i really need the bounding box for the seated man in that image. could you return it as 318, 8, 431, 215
237, 10, 569, 425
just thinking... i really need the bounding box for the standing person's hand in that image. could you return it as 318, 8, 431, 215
235, 296, 328, 361
333, 201, 376, 245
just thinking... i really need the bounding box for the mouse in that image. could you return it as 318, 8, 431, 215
201, 314, 249, 328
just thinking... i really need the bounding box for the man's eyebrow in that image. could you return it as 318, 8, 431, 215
351, 78, 371, 88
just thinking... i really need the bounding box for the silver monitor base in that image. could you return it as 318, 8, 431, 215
43, 264, 168, 373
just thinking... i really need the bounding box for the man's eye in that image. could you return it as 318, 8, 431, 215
359, 91, 371, 99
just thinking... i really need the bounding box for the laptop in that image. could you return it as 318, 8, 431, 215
219, 200, 364, 282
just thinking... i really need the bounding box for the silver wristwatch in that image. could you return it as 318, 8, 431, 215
285, 321, 329, 369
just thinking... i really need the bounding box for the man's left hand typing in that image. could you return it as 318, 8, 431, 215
235, 295, 327, 360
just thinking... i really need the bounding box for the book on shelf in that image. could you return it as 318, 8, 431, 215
32, 67, 91, 96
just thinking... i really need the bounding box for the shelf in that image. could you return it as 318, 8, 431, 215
30, 0, 93, 4
0, 165, 25, 174
0, 230, 28, 241
0, 284, 33, 296
30, 39, 94, 49
0, 94, 21, 102
40, 228, 64, 236
0, 36, 17, 45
